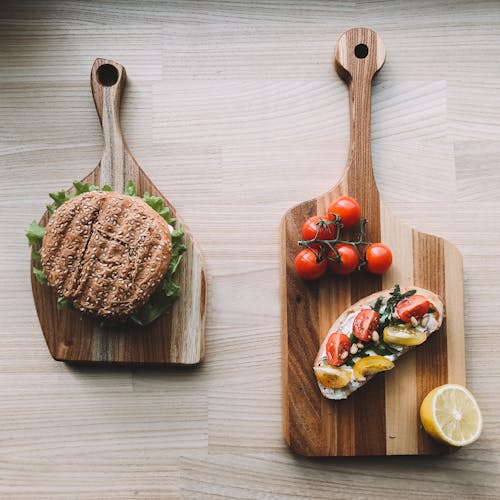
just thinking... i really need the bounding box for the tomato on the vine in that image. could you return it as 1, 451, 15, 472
301, 216, 336, 241
327, 196, 361, 228
327, 244, 359, 275
365, 243, 392, 274
326, 332, 351, 366
294, 248, 327, 280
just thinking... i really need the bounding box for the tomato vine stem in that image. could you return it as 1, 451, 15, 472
298, 214, 372, 267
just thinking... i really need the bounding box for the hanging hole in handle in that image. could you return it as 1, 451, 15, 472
354, 44, 369, 59
97, 64, 119, 86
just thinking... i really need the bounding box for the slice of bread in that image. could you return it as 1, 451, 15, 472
314, 286, 444, 400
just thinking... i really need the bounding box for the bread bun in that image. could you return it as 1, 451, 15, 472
41, 191, 172, 318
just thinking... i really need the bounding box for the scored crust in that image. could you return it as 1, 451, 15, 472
41, 191, 172, 318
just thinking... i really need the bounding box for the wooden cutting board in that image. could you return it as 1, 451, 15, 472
280, 28, 466, 456
31, 58, 206, 365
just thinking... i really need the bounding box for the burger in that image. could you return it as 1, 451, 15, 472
27, 180, 185, 326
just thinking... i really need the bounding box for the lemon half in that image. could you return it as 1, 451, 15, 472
420, 384, 482, 447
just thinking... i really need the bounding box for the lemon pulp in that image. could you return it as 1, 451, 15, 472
420, 384, 482, 447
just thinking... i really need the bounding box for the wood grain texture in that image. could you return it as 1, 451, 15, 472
30, 58, 207, 365
1, 0, 500, 497
281, 28, 465, 456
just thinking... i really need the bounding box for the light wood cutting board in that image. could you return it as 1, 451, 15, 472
31, 58, 206, 365
280, 28, 466, 456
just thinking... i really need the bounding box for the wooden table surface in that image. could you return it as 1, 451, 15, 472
1, 1, 499, 498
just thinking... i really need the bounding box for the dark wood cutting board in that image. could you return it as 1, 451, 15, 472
280, 29, 465, 456
31, 58, 206, 365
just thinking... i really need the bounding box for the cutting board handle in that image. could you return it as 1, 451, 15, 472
334, 28, 386, 190
91, 58, 128, 191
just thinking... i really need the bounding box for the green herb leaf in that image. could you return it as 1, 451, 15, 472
125, 180, 137, 196
102, 185, 113, 192
171, 228, 184, 241
57, 296, 71, 310
143, 192, 165, 212
49, 190, 71, 208
378, 284, 416, 329
126, 186, 186, 326
26, 221, 46, 246
168, 254, 183, 276
156, 206, 171, 221
33, 267, 47, 284
31, 249, 41, 262
372, 296, 383, 313
130, 289, 176, 326
73, 181, 99, 195
164, 279, 181, 298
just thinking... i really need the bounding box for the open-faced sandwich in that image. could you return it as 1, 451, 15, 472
26, 180, 186, 326
314, 285, 444, 400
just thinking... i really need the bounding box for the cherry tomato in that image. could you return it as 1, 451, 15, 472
327, 196, 361, 228
352, 309, 380, 342
365, 243, 393, 274
326, 332, 351, 366
327, 244, 359, 275
301, 216, 336, 241
396, 294, 430, 322
294, 248, 327, 280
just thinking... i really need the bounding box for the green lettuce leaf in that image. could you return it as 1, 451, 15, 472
124, 180, 137, 196
143, 192, 164, 213
129, 183, 186, 326
31, 249, 41, 262
49, 190, 71, 208
73, 181, 100, 195
26, 221, 46, 246
33, 267, 47, 284
57, 296, 71, 310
